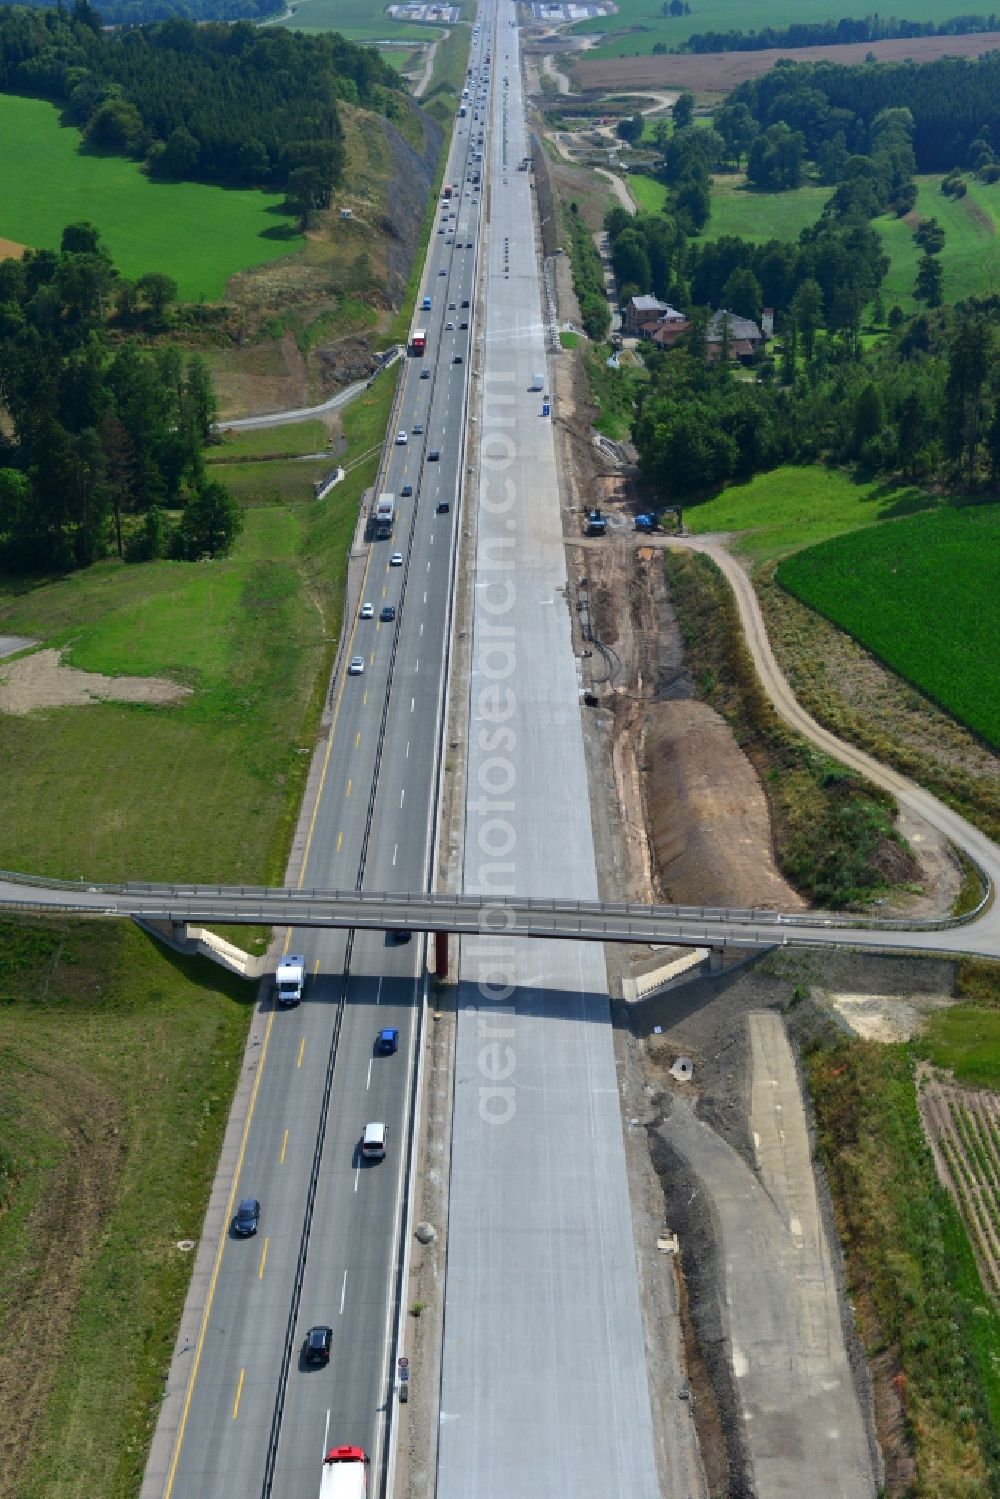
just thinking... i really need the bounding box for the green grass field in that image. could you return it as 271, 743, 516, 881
573, 0, 975, 57
211, 419, 330, 461
628, 172, 668, 213
684, 464, 934, 562
0, 916, 253, 1499
278, 0, 441, 38
706, 176, 830, 242
776, 504, 1000, 748
0, 94, 302, 302
877, 174, 1000, 310
917, 1007, 1000, 1089
0, 371, 395, 884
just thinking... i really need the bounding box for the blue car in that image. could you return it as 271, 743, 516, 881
376, 1028, 399, 1056
233, 1198, 260, 1236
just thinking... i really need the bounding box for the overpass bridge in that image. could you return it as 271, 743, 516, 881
0, 873, 996, 960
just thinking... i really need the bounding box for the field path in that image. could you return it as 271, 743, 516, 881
667, 533, 1000, 900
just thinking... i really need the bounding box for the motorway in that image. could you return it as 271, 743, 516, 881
141, 17, 493, 1498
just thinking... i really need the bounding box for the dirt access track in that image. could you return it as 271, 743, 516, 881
573, 30, 1000, 94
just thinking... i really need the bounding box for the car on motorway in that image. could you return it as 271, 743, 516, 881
449, 302, 457, 309
445, 321, 454, 330
428, 449, 440, 461
360, 601, 374, 619
437, 227, 445, 234
460, 321, 469, 330
303, 1325, 333, 1366
390, 552, 403, 566
396, 430, 407, 445
438, 268, 446, 276
420, 369, 431, 379
412, 423, 423, 434
446, 236, 453, 243
453, 354, 463, 364
361, 1122, 388, 1160
348, 656, 365, 675
461, 299, 470, 308
380, 605, 396, 622
233, 1198, 260, 1237
376, 1028, 400, 1055
437, 499, 450, 513
400, 483, 413, 498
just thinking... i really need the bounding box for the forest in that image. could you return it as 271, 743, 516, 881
682, 12, 1000, 54
0, 3, 400, 194
0, 224, 240, 572
6, 0, 283, 22
732, 51, 1000, 174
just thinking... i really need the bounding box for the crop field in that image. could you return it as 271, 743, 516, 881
684, 464, 933, 562
570, 0, 997, 59
877, 174, 1000, 309
572, 30, 1000, 89
776, 504, 1000, 748
921, 1079, 1000, 1306
0, 95, 302, 302
705, 176, 829, 242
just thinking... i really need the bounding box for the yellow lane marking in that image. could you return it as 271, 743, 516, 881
296, 1035, 306, 1069
280, 1128, 289, 1163
164, 1002, 277, 1495
232, 1368, 245, 1421
258, 1237, 269, 1280
336, 831, 343, 853
346, 779, 352, 798
355, 731, 361, 748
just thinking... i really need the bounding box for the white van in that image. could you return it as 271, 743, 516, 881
361, 1122, 387, 1160
529, 372, 544, 392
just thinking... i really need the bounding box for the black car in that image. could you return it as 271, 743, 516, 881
233, 1198, 260, 1237
400, 484, 413, 497
436, 499, 451, 513
428, 449, 440, 462
303, 1325, 333, 1365
453, 354, 463, 364
380, 604, 396, 622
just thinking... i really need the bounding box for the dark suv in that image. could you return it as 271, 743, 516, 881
233, 1198, 260, 1237
303, 1325, 333, 1365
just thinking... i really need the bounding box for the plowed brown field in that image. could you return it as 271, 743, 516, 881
574, 30, 1000, 95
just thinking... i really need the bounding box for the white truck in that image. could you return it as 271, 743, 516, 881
374, 492, 395, 540
275, 953, 305, 1007
319, 1445, 369, 1498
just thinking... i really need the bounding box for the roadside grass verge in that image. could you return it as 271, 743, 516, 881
584, 344, 647, 439
419, 21, 471, 128
0, 367, 395, 886
776, 505, 1000, 750
0, 914, 254, 1499
559, 329, 581, 349
564, 205, 611, 340
666, 548, 912, 905
211, 420, 331, 460
683, 464, 935, 563
806, 1037, 1000, 1492
0, 94, 302, 301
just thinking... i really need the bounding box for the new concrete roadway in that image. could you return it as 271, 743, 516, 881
437, 7, 662, 1495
